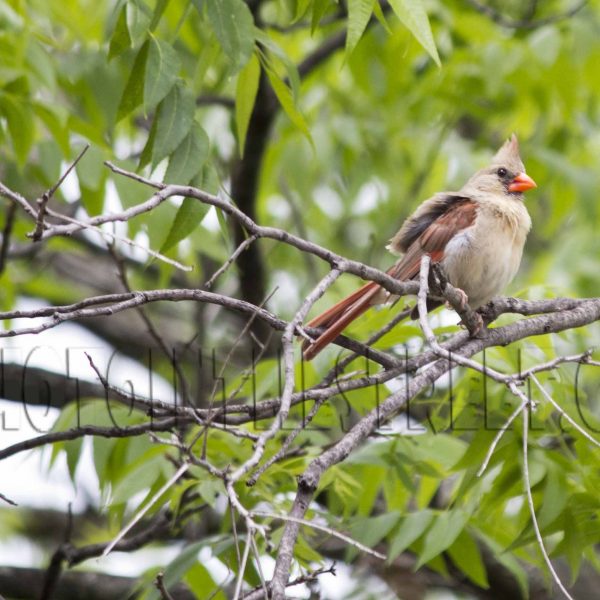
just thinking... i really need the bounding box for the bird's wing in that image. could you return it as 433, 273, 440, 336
388, 197, 478, 281
302, 197, 478, 360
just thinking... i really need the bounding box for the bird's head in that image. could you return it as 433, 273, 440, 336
464, 134, 537, 198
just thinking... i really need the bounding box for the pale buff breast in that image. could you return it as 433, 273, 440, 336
441, 199, 531, 308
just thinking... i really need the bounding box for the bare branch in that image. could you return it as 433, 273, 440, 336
465, 0, 588, 29
102, 463, 189, 558
522, 407, 575, 600
155, 572, 176, 600
30, 144, 90, 241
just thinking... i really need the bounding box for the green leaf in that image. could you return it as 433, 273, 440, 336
537, 462, 568, 528
144, 35, 180, 111
138, 115, 157, 170
152, 81, 195, 166
293, 0, 312, 22
0, 3, 22, 29
159, 197, 208, 254
149, 0, 170, 31
37, 139, 62, 185
388, 0, 440, 66
254, 30, 301, 100
144, 541, 205, 600
346, 0, 374, 57
112, 159, 153, 210
388, 509, 434, 561
65, 438, 83, 484
205, 0, 255, 73
108, 4, 132, 60
235, 53, 260, 157
447, 530, 489, 588
111, 452, 165, 505
417, 509, 469, 567
349, 511, 401, 557
185, 563, 225, 599
0, 93, 33, 165
76, 144, 106, 191
117, 40, 149, 121
126, 0, 152, 45
164, 122, 209, 184
311, 0, 332, 34
372, 0, 392, 33
33, 103, 69, 155
264, 67, 312, 145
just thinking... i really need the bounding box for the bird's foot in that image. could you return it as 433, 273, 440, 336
458, 312, 485, 337
445, 287, 469, 311
295, 325, 314, 344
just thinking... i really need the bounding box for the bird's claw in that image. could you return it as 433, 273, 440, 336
445, 287, 469, 311
458, 312, 485, 337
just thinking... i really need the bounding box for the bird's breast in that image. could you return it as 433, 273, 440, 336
440, 203, 530, 308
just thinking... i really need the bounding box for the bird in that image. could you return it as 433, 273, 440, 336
302, 134, 537, 361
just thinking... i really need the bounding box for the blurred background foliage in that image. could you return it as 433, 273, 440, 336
1, 0, 600, 598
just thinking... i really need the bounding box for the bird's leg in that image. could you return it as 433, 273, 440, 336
446, 286, 469, 311
458, 311, 485, 337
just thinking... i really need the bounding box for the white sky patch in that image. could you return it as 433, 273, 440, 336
59, 162, 81, 203
202, 107, 235, 160
266, 194, 292, 220
0, 295, 178, 567
89, 544, 183, 577
0, 410, 101, 512
130, 229, 151, 262
268, 271, 300, 317
352, 179, 389, 215
202, 206, 221, 232
104, 178, 124, 214
2, 298, 173, 402
314, 185, 343, 219
446, 153, 461, 182
0, 536, 45, 567
345, 219, 373, 249
150, 158, 168, 183
114, 134, 146, 160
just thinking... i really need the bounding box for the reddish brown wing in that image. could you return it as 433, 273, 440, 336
302, 199, 478, 360
388, 199, 477, 281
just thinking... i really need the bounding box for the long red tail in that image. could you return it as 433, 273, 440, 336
301, 248, 434, 360
302, 281, 382, 360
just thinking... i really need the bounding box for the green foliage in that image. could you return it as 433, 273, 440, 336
4, 0, 600, 597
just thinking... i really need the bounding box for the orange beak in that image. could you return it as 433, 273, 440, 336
509, 172, 537, 193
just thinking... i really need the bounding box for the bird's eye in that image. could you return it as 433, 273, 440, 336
497, 167, 507, 178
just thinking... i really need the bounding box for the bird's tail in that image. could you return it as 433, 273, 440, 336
302, 281, 382, 361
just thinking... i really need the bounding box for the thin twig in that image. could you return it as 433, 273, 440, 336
530, 374, 600, 450
0, 492, 17, 506
477, 395, 528, 477
44, 207, 192, 271
204, 234, 258, 289
229, 269, 343, 484
0, 182, 38, 219
522, 407, 575, 600
242, 564, 336, 600
417, 255, 506, 381
249, 534, 269, 600
101, 463, 189, 558
155, 572, 175, 600
232, 530, 253, 600
30, 144, 90, 241
107, 242, 191, 404
466, 0, 588, 29
253, 511, 386, 560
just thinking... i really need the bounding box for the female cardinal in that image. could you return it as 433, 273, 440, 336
302, 134, 537, 360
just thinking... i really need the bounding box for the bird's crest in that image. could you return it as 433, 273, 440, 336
491, 133, 524, 172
